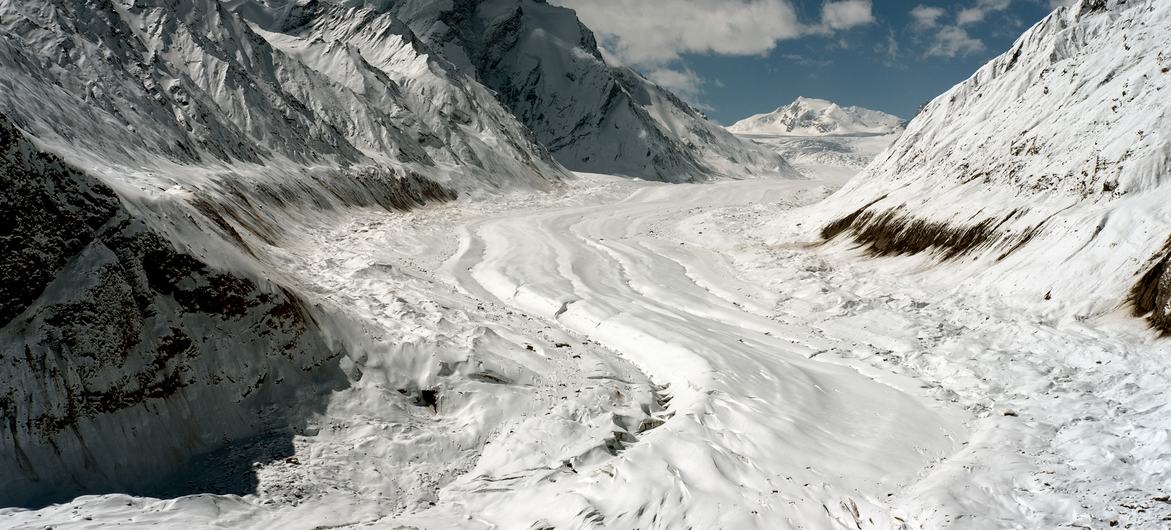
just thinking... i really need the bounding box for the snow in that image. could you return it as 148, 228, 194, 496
737, 131, 902, 182
5, 147, 1169, 527
374, 0, 796, 182
728, 97, 905, 136
2, 0, 1170, 527
811, 0, 1171, 333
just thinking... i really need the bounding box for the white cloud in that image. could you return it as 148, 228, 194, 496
956, 0, 1012, 25
909, 5, 946, 29
926, 25, 986, 57
879, 30, 902, 67
551, 0, 804, 65
645, 66, 705, 100
550, 0, 876, 67
820, 0, 875, 31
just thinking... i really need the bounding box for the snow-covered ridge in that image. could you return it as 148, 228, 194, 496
728, 97, 905, 136
361, 0, 797, 182
813, 0, 1171, 329
0, 0, 566, 198
0, 0, 559, 506
0, 114, 348, 508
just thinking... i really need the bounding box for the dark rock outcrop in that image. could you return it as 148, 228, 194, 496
0, 116, 348, 508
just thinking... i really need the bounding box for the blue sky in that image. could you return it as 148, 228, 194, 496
552, 0, 1066, 123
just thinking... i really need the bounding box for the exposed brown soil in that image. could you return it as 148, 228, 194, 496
822, 202, 1019, 260
1130, 236, 1171, 335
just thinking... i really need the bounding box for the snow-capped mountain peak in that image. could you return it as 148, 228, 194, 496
728, 97, 905, 136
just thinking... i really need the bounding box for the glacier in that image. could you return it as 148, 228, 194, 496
1, 0, 1169, 528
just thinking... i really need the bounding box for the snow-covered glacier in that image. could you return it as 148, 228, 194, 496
2, 0, 1170, 528
0, 0, 792, 512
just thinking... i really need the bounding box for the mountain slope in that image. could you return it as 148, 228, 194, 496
729, 97, 905, 136
370, 0, 796, 182
0, 0, 566, 505
0, 0, 567, 194
814, 0, 1171, 329
0, 114, 353, 508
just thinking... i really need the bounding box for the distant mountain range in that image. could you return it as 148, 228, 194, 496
728, 97, 905, 136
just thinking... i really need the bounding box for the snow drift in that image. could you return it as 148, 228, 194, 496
815, 0, 1171, 332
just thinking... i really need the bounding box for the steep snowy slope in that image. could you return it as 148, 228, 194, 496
815, 0, 1171, 331
0, 114, 351, 508
367, 0, 795, 181
0, 0, 567, 193
0, 0, 570, 507
729, 97, 905, 136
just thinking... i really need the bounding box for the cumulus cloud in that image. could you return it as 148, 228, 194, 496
550, 0, 876, 109
926, 25, 986, 57
550, 0, 876, 66
820, 0, 875, 31
956, 0, 1012, 25
907, 1, 1020, 59
909, 5, 946, 29
551, 0, 804, 65
645, 67, 705, 100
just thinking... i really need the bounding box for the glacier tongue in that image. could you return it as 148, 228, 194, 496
10, 0, 1171, 526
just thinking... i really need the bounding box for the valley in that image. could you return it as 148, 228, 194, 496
1, 0, 1168, 528
5, 168, 1167, 528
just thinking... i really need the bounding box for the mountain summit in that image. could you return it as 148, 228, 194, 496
728, 97, 904, 136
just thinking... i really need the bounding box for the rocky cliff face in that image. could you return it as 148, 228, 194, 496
0, 115, 350, 508
814, 0, 1171, 330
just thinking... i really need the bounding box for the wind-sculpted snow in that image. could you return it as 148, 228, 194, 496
816, 0, 1171, 332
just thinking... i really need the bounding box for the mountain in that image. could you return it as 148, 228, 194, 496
728, 97, 905, 136
813, 0, 1171, 331
343, 0, 796, 182
0, 0, 568, 193
0, 0, 564, 505
0, 0, 789, 506
0, 111, 362, 507
728, 98, 904, 183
